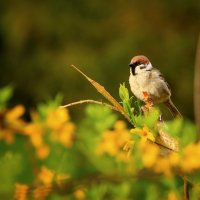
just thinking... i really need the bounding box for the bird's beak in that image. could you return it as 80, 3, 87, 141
129, 63, 134, 67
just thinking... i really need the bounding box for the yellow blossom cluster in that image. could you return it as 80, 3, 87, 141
0, 105, 75, 159
37, 165, 70, 186
139, 141, 179, 176
74, 188, 86, 200
181, 143, 200, 173
14, 183, 29, 200
24, 108, 75, 159
38, 166, 54, 184
121, 125, 200, 176
24, 122, 49, 159
46, 108, 75, 148
137, 136, 200, 176
130, 126, 155, 143
167, 191, 180, 200
97, 120, 131, 161
97, 122, 200, 177
0, 105, 26, 144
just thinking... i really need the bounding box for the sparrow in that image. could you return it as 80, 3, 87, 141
128, 55, 181, 117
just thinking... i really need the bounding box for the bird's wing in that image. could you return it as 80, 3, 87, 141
152, 68, 171, 92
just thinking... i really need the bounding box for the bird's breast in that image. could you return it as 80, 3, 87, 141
129, 73, 149, 101
129, 72, 170, 103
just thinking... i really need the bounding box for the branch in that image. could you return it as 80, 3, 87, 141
60, 99, 119, 112
70, 65, 130, 122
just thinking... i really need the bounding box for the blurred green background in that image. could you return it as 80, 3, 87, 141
0, 0, 199, 119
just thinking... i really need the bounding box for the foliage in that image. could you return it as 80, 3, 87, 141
0, 85, 13, 110
0, 85, 199, 200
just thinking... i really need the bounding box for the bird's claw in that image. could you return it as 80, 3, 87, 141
142, 91, 154, 112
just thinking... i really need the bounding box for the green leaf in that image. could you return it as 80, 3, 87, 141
134, 115, 144, 128
134, 99, 143, 115
119, 83, 140, 126
0, 85, 13, 110
180, 120, 197, 146
146, 185, 159, 200
143, 108, 160, 129
37, 93, 63, 119
164, 118, 184, 137
85, 104, 117, 133
131, 133, 141, 141
119, 83, 129, 101
186, 171, 200, 185
0, 152, 22, 194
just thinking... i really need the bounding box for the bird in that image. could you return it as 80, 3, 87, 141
128, 55, 182, 117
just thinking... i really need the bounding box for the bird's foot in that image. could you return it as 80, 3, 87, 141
142, 91, 154, 113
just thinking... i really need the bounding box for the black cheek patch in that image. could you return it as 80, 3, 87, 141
129, 62, 140, 75
131, 67, 136, 75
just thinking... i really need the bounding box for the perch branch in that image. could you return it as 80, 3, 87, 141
70, 65, 130, 123
60, 99, 119, 112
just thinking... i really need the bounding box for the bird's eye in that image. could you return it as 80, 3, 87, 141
140, 65, 146, 69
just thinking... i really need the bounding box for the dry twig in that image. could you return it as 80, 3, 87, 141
70, 65, 130, 122
60, 99, 119, 112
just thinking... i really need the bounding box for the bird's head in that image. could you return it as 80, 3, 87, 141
129, 55, 152, 75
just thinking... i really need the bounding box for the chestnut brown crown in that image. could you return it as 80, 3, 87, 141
129, 55, 150, 66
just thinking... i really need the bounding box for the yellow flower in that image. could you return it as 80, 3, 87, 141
141, 142, 160, 168
25, 124, 44, 148
168, 152, 180, 167
36, 144, 50, 159
97, 120, 130, 160
181, 143, 200, 172
131, 126, 155, 142
30, 133, 43, 147
5, 105, 25, 121
58, 123, 75, 148
123, 140, 135, 151
46, 108, 69, 130
14, 184, 29, 200
38, 166, 54, 184
167, 191, 179, 200
24, 124, 43, 136
153, 157, 172, 176
74, 189, 85, 199
33, 185, 52, 200
97, 130, 119, 156
46, 108, 75, 147
2, 105, 26, 139
0, 105, 25, 144
0, 129, 14, 144
141, 145, 179, 176
114, 120, 127, 130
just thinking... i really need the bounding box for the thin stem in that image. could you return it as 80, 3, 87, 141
60, 99, 119, 112
183, 176, 189, 200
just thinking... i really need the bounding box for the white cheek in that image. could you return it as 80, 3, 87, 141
146, 63, 152, 70
130, 68, 134, 75
135, 66, 142, 74
135, 64, 146, 74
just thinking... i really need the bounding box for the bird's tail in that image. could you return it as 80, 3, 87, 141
164, 99, 182, 118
